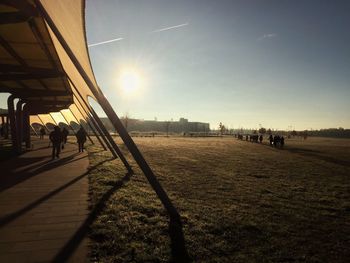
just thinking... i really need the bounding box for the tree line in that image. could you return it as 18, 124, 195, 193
218, 123, 350, 139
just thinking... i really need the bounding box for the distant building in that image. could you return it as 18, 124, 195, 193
100, 117, 210, 133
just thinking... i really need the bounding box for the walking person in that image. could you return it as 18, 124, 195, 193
39, 127, 46, 139
49, 126, 62, 159
61, 127, 69, 149
259, 135, 263, 143
269, 134, 273, 146
281, 136, 285, 148
76, 126, 87, 153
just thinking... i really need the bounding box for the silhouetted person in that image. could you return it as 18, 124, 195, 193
254, 135, 259, 142
269, 135, 273, 146
61, 127, 69, 149
0, 124, 3, 137
259, 135, 263, 143
274, 135, 281, 147
2, 124, 8, 139
76, 126, 87, 152
273, 135, 277, 147
39, 127, 46, 139
281, 136, 285, 148
49, 126, 62, 159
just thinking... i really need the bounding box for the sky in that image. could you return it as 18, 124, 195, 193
1, 0, 349, 130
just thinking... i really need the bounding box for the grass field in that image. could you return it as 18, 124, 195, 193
87, 136, 350, 262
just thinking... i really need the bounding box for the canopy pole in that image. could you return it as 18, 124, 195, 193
37, 115, 50, 133
5, 115, 9, 139
72, 98, 118, 159
36, 2, 190, 260
37, 0, 180, 220
30, 124, 39, 137
22, 103, 31, 148
49, 113, 58, 126
59, 111, 76, 135
68, 79, 129, 166
70, 104, 107, 151
72, 91, 131, 171
60, 112, 76, 138
89, 107, 132, 172
7, 95, 18, 152
15, 99, 23, 153
65, 109, 94, 145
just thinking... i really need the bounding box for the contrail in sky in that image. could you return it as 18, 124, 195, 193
258, 33, 277, 41
88, 23, 188, 47
88, 37, 124, 47
151, 23, 189, 33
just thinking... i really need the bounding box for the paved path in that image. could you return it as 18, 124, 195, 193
0, 138, 90, 262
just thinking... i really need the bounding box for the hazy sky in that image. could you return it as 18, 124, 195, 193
1, 0, 349, 130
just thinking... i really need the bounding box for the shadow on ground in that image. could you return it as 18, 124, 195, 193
0, 152, 86, 192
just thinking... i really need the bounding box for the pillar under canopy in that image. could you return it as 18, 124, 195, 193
16, 100, 24, 152
23, 104, 31, 148
7, 95, 18, 153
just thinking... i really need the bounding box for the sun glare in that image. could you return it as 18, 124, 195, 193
119, 69, 142, 94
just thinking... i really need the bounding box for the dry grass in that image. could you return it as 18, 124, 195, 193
87, 136, 350, 262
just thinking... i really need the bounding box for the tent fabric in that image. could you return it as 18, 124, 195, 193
0, 0, 99, 124
47, 25, 96, 101
38, 0, 99, 92
0, 1, 73, 112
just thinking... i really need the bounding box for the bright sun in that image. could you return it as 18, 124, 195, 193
119, 69, 142, 94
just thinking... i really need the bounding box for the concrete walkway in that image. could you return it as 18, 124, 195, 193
0, 138, 90, 262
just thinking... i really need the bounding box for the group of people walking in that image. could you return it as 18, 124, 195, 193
237, 134, 263, 143
237, 133, 285, 148
45, 125, 87, 159
268, 135, 285, 148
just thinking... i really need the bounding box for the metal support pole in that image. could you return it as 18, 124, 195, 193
64, 109, 94, 145
72, 92, 131, 170
72, 98, 118, 159
37, 115, 50, 133
49, 113, 58, 126
70, 105, 107, 151
23, 104, 31, 148
16, 99, 23, 152
39, 5, 180, 218
36, 6, 189, 260
60, 111, 76, 135
90, 108, 133, 170
7, 95, 18, 152
30, 124, 39, 136
5, 115, 9, 139
69, 85, 122, 160
97, 94, 180, 218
